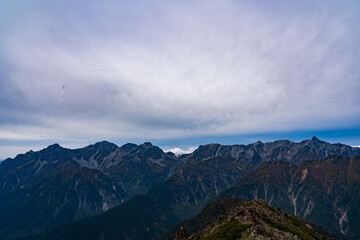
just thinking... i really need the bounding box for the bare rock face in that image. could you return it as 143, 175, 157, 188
175, 227, 189, 240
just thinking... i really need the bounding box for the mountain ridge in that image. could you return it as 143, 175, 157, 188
0, 141, 179, 239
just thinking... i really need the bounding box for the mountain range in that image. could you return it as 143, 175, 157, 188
0, 141, 178, 239
0, 137, 359, 239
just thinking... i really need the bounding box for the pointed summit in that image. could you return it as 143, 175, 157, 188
46, 143, 63, 150
120, 143, 137, 151
92, 141, 118, 150
141, 142, 154, 149
311, 136, 319, 141
253, 140, 263, 145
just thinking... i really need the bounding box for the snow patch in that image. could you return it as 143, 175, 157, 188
102, 202, 109, 211
73, 151, 100, 169
339, 211, 348, 235
148, 158, 166, 167
301, 168, 308, 182
35, 161, 47, 174
303, 198, 314, 217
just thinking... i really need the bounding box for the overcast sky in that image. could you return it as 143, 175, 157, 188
1, 0, 360, 159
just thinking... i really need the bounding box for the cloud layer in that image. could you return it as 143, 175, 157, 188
1, 0, 360, 156
163, 146, 198, 156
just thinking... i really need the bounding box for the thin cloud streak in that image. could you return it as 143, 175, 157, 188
0, 0, 359, 151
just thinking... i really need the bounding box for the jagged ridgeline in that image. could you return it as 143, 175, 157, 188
165, 198, 341, 240
1, 137, 359, 239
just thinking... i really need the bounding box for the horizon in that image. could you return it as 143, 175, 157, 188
1, 135, 359, 160
1, 1, 360, 160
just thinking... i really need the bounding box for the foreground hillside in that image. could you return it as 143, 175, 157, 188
168, 199, 341, 240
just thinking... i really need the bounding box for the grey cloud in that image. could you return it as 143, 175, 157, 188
0, 0, 360, 143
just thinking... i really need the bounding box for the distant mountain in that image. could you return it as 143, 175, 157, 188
179, 136, 360, 166
70, 141, 180, 199
102, 142, 180, 199
0, 143, 125, 239
165, 199, 341, 240
148, 137, 360, 222
29, 138, 360, 240
220, 156, 360, 239
0, 141, 179, 240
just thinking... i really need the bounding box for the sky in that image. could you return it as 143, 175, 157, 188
1, 0, 360, 159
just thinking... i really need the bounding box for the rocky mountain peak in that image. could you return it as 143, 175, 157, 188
141, 142, 154, 149
166, 151, 176, 157
187, 143, 221, 159
175, 227, 189, 240
46, 143, 63, 150
92, 141, 118, 150
311, 136, 320, 141
120, 143, 138, 151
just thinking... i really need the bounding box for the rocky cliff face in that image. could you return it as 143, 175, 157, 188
103, 142, 180, 199
70, 141, 118, 169
70, 141, 180, 199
